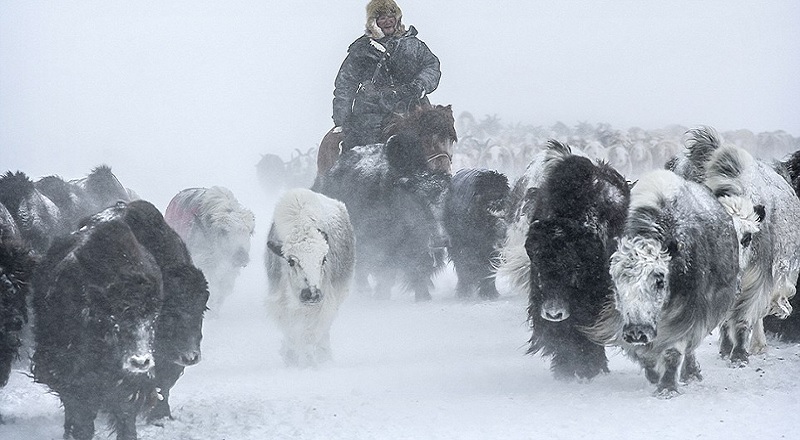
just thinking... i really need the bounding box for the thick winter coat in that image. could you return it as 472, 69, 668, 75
524, 147, 630, 380
589, 170, 740, 397
164, 186, 254, 314
443, 168, 510, 300
314, 133, 450, 301
265, 188, 355, 367
32, 212, 163, 440
333, 18, 440, 149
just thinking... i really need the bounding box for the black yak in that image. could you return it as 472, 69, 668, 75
32, 211, 163, 440
588, 169, 742, 397
103, 200, 210, 423
32, 200, 209, 437
0, 217, 37, 424
443, 168, 510, 300
524, 143, 630, 380
313, 133, 450, 301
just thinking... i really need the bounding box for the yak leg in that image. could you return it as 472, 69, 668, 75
680, 350, 703, 383
719, 321, 734, 359
373, 269, 396, 300
477, 275, 500, 300
730, 321, 752, 366
109, 404, 139, 440
749, 318, 768, 354
550, 329, 608, 381
655, 348, 682, 398
148, 362, 184, 424
63, 397, 97, 440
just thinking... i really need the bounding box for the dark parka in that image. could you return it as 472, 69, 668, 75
333, 26, 441, 150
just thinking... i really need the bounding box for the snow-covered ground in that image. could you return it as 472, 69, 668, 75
2, 235, 800, 440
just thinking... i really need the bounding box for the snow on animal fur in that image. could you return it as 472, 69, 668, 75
587, 169, 740, 397
165, 186, 255, 314
265, 188, 355, 367
702, 141, 800, 364
495, 140, 574, 297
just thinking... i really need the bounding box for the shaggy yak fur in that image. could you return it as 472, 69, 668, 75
443, 168, 510, 300
702, 143, 800, 364
164, 186, 254, 315
524, 143, 630, 380
587, 169, 740, 397
0, 171, 67, 255
32, 212, 164, 440
496, 140, 574, 298
265, 188, 355, 367
32, 200, 209, 438
0, 223, 37, 424
115, 200, 210, 423
765, 149, 800, 341
313, 132, 450, 301
70, 164, 134, 211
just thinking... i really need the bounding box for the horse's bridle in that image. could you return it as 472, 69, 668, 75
427, 152, 452, 164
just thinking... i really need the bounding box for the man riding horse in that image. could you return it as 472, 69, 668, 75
332, 0, 442, 152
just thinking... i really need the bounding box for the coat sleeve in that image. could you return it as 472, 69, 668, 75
412, 40, 441, 95
332, 42, 364, 127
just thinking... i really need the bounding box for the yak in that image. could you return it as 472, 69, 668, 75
765, 149, 800, 341
0, 220, 37, 424
265, 188, 355, 367
524, 144, 630, 380
70, 164, 134, 210
112, 200, 210, 423
588, 169, 741, 397
32, 210, 163, 440
313, 133, 450, 301
702, 144, 800, 364
496, 140, 574, 298
443, 168, 510, 300
164, 186, 254, 315
0, 171, 67, 255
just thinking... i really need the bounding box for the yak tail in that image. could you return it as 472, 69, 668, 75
684, 126, 723, 174
704, 146, 750, 199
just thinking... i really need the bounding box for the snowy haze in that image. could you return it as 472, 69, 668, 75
2, 0, 800, 209
2, 1, 800, 439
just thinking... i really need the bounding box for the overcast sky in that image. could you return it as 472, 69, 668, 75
2, 0, 798, 209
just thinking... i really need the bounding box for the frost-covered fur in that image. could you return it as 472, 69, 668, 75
265, 189, 355, 367
164, 186, 255, 315
588, 170, 739, 397
495, 140, 572, 296
524, 149, 630, 381
703, 143, 800, 364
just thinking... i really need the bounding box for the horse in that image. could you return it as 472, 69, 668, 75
315, 104, 457, 178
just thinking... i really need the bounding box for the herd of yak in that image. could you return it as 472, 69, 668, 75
2, 105, 800, 438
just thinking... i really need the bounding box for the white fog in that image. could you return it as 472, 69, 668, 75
1, 1, 799, 439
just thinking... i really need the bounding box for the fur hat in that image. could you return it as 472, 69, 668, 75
365, 0, 406, 39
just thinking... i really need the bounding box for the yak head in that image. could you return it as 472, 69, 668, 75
526, 218, 608, 323
155, 265, 209, 367
268, 227, 329, 305
85, 271, 162, 375
609, 235, 675, 346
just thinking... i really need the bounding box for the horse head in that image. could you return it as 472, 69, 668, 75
383, 104, 457, 175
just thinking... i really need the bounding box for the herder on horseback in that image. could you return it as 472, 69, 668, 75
331, 0, 442, 152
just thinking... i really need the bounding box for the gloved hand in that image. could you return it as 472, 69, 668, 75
397, 81, 424, 101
